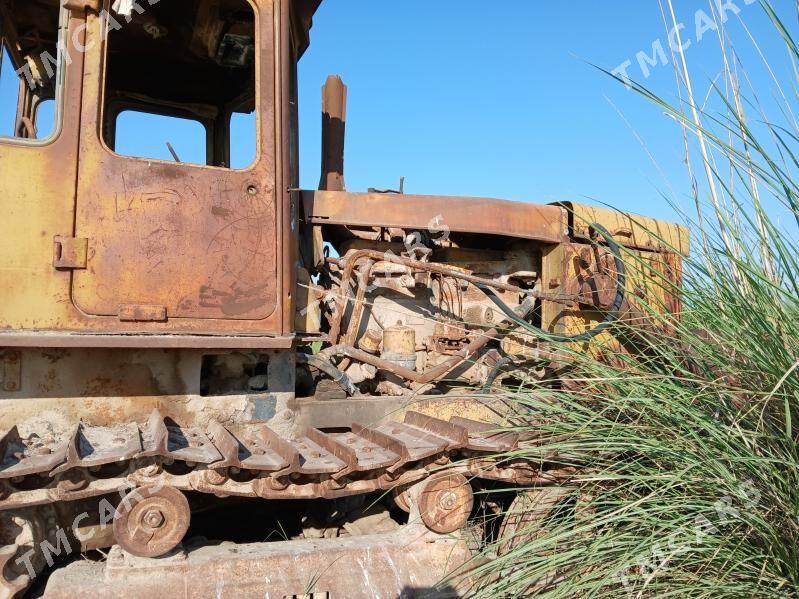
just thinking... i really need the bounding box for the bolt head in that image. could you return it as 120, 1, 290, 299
439, 490, 458, 511
142, 509, 165, 529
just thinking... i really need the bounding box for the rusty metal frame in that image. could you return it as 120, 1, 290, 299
0, 333, 294, 349
303, 190, 567, 243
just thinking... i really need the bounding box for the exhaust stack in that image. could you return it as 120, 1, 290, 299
319, 75, 347, 192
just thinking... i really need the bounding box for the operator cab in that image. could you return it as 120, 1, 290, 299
0, 0, 325, 334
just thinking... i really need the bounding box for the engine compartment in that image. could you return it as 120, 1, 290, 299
299, 222, 554, 398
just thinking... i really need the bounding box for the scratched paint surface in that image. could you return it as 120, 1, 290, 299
72, 162, 277, 321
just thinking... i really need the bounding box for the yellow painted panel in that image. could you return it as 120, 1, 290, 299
559, 202, 690, 256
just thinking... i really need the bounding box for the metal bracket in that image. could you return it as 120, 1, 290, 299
62, 0, 102, 13
1, 352, 21, 393
53, 236, 88, 269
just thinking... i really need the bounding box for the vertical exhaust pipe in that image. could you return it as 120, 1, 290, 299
319, 75, 347, 191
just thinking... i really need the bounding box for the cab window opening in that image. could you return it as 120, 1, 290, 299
102, 0, 258, 169
0, 0, 63, 142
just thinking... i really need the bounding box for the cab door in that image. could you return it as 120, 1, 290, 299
0, 2, 81, 332
71, 0, 281, 333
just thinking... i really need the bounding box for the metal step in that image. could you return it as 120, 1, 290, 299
206, 423, 288, 472
0, 427, 67, 479
51, 423, 141, 476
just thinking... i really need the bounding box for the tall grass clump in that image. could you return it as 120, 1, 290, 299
464, 1, 798, 597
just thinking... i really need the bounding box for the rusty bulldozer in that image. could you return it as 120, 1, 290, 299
0, 1, 689, 597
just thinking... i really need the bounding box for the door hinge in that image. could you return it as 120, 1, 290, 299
53, 236, 88, 269
1, 351, 21, 393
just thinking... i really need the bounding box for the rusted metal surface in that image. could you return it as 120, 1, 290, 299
52, 236, 88, 270
0, 347, 204, 404
72, 5, 279, 329
113, 486, 190, 558
117, 305, 168, 324
450, 416, 519, 451
341, 259, 375, 348
0, 10, 84, 336
0, 427, 67, 480
303, 190, 567, 243
0, 352, 20, 393
290, 394, 513, 433
405, 411, 469, 448
418, 473, 474, 534
0, 3, 289, 339
324, 341, 497, 385
44, 523, 473, 599
291, 0, 323, 58
562, 243, 620, 311
552, 241, 685, 352
207, 423, 287, 472
51, 423, 141, 476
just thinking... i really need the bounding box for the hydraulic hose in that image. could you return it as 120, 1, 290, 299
480, 223, 627, 343
482, 356, 513, 393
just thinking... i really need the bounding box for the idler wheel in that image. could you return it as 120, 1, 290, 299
113, 486, 190, 558
418, 473, 473, 534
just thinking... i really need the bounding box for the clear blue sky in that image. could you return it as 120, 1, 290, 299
1, 1, 792, 226
297, 0, 792, 225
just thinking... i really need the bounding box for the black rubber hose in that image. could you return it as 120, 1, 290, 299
482, 356, 513, 393
481, 223, 627, 343
296, 353, 357, 396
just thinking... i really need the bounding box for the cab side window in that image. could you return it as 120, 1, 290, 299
0, 0, 62, 141
103, 0, 257, 169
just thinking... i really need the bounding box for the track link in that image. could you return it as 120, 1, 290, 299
0, 410, 554, 512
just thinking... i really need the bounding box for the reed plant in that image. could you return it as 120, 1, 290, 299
464, 1, 799, 596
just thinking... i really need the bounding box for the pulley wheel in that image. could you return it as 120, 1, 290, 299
113, 486, 190, 558
418, 473, 473, 534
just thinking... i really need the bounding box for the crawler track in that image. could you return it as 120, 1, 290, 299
0, 410, 574, 597
0, 411, 564, 513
